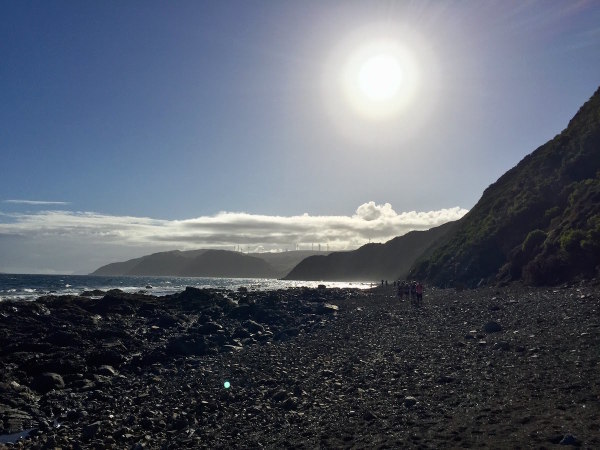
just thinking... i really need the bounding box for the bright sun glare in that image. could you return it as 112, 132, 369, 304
341, 39, 419, 120
358, 54, 404, 101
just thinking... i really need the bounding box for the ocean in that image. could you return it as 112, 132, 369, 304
0, 273, 372, 302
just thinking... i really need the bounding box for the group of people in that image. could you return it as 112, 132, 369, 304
379, 279, 425, 305
396, 280, 424, 305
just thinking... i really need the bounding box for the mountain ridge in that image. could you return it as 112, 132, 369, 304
91, 249, 329, 279
410, 86, 600, 286
283, 221, 457, 281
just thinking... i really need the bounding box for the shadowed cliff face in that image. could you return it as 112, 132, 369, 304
411, 86, 600, 287
283, 221, 456, 282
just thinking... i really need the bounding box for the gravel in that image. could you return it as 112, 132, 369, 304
0, 281, 599, 448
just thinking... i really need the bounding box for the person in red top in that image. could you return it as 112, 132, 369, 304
416, 282, 424, 304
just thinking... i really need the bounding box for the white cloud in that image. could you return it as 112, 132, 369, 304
4, 199, 70, 206
0, 202, 468, 273
354, 201, 397, 221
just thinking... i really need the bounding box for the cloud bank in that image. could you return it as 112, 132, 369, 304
0, 202, 468, 273
1, 202, 466, 250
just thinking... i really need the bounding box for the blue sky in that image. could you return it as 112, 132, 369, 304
1, 1, 599, 273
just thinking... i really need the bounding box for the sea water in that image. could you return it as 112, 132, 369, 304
0, 273, 372, 302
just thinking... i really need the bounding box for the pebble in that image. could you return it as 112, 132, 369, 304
483, 321, 503, 333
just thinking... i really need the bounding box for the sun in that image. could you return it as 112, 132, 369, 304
358, 54, 404, 101
341, 39, 419, 120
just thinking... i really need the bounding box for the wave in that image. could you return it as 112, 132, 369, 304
0, 274, 373, 302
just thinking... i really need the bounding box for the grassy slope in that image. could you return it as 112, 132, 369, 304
410, 86, 600, 286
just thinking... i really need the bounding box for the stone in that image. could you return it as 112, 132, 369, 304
493, 341, 511, 351
97, 365, 117, 377
31, 372, 65, 394
404, 396, 417, 408
243, 320, 265, 334
274, 327, 300, 341
321, 369, 335, 378
271, 390, 288, 402
232, 327, 252, 339
195, 321, 223, 335
483, 321, 503, 333
82, 421, 102, 440
81, 290, 105, 297
45, 330, 81, 347
221, 344, 243, 353
559, 434, 581, 446
228, 305, 251, 319
0, 406, 33, 433
166, 336, 209, 356
436, 375, 455, 384
362, 409, 378, 421
315, 303, 338, 314
66, 409, 88, 422
87, 349, 125, 367
156, 314, 179, 328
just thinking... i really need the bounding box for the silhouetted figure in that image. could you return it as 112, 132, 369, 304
410, 282, 417, 306
381, 280, 384, 287
416, 282, 423, 304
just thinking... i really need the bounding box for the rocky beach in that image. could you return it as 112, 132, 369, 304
1, 282, 599, 449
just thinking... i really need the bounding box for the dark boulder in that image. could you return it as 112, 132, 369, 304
194, 321, 223, 335
96, 365, 117, 377
559, 434, 581, 446
166, 336, 209, 356
81, 290, 105, 297
91, 295, 136, 315
403, 396, 418, 408
274, 327, 300, 341
243, 320, 265, 334
228, 304, 252, 319
31, 372, 65, 394
46, 330, 82, 347
155, 313, 180, 328
232, 327, 252, 339
87, 348, 125, 367
82, 421, 102, 440
315, 303, 339, 314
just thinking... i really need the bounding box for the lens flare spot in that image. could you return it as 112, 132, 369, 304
224, 380, 231, 389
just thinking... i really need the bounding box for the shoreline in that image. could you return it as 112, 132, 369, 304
1, 282, 599, 447
0, 273, 373, 303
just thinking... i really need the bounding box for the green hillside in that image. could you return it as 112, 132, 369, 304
411, 86, 600, 286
